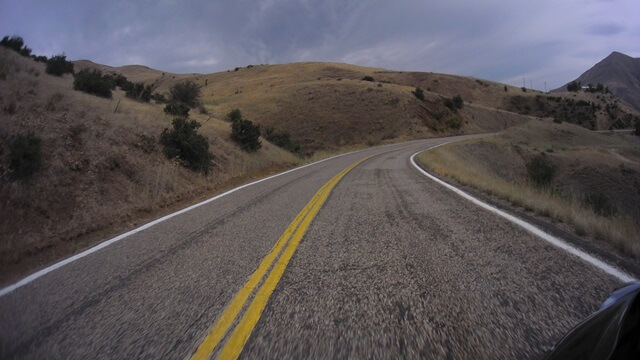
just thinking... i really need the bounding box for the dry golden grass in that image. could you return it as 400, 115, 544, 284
417, 120, 640, 259
0, 49, 303, 282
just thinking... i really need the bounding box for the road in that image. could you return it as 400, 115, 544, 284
0, 136, 636, 359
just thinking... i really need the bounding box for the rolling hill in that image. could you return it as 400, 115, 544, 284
553, 51, 640, 112
2, 44, 639, 282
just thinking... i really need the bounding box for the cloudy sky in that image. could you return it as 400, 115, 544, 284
1, 0, 639, 90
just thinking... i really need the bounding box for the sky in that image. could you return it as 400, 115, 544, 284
1, 0, 639, 90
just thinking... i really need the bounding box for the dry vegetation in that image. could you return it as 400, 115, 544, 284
0, 49, 300, 282
417, 120, 640, 259
2, 45, 639, 282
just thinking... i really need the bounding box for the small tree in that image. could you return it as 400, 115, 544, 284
73, 69, 112, 98
567, 81, 581, 92
412, 87, 425, 101
362, 75, 375, 82
46, 54, 75, 76
9, 132, 43, 180
169, 80, 201, 108
160, 117, 213, 174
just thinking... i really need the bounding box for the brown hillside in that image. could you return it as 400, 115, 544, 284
0, 48, 300, 282
553, 51, 640, 112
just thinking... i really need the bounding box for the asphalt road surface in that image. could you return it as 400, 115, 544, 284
0, 136, 636, 359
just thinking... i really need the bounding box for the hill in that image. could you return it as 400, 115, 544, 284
2, 43, 639, 282
553, 51, 640, 112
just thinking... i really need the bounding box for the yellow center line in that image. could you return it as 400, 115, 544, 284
190, 155, 372, 360
217, 157, 369, 359
190, 181, 331, 360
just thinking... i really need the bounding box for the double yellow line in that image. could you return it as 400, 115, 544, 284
191, 155, 372, 360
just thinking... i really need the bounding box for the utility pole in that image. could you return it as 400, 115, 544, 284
544, 82, 547, 93
530, 79, 533, 90
522, 77, 526, 88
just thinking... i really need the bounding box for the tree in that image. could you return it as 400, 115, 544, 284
46, 54, 75, 76
160, 117, 213, 174
567, 81, 581, 92
164, 100, 190, 117
73, 69, 112, 98
169, 80, 201, 108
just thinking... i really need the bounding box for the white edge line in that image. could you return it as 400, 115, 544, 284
410, 145, 636, 283
0, 140, 419, 298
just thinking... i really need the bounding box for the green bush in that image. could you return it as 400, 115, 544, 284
160, 117, 213, 174
362, 76, 375, 82
412, 87, 425, 101
1, 35, 25, 52
164, 100, 190, 117
447, 115, 462, 129
444, 95, 463, 110
229, 109, 261, 152
1, 35, 31, 57
169, 80, 201, 108
226, 109, 243, 123
452, 95, 464, 109
264, 127, 300, 154
526, 153, 556, 186
73, 69, 113, 98
151, 92, 167, 104
585, 191, 617, 217
46, 54, 74, 76
125, 82, 153, 102
9, 131, 43, 180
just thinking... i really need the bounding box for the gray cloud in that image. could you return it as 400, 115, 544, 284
1, 0, 639, 90
587, 23, 626, 36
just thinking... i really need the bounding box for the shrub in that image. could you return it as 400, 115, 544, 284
1, 35, 25, 52
226, 108, 243, 123
264, 127, 300, 154
229, 109, 261, 152
526, 153, 556, 186
504, 85, 508, 92
452, 95, 464, 109
521, 87, 527, 93
164, 100, 190, 117
412, 87, 425, 101
31, 55, 48, 63
46, 54, 74, 76
585, 191, 617, 217
151, 92, 167, 104
362, 75, 375, 82
169, 80, 201, 108
125, 82, 153, 102
8, 131, 43, 180
73, 69, 112, 98
447, 115, 462, 129
160, 117, 213, 174
444, 95, 463, 110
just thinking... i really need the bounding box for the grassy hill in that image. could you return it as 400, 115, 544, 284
2, 43, 639, 282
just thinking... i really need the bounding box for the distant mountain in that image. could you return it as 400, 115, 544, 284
553, 51, 640, 111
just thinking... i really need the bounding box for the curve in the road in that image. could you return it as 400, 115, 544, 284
409, 150, 636, 283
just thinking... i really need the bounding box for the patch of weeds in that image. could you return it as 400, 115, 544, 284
584, 191, 617, 217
